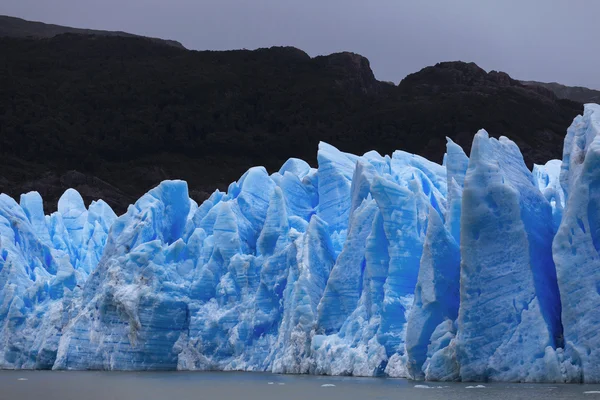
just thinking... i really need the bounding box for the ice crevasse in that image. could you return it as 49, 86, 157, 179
2, 104, 600, 382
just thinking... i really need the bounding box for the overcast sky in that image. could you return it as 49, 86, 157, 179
2, 0, 599, 89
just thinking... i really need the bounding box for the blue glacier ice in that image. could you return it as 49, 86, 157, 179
533, 159, 565, 232
455, 130, 563, 382
0, 189, 116, 368
404, 138, 467, 380
553, 103, 600, 383
4, 104, 600, 383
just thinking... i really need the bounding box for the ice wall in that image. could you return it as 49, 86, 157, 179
3, 105, 600, 383
553, 104, 600, 383
456, 130, 562, 382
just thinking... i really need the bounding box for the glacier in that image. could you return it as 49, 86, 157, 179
2, 104, 600, 382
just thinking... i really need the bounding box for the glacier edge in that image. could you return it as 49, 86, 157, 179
2, 104, 600, 382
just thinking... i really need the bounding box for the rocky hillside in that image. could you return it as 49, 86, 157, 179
0, 15, 184, 48
521, 80, 600, 104
0, 34, 583, 213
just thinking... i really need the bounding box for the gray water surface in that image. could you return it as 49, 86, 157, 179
1, 370, 600, 400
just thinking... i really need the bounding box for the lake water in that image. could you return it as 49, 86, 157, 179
1, 370, 600, 400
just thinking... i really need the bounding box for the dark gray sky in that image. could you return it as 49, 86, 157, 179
3, 0, 599, 88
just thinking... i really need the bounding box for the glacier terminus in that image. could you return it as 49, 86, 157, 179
1, 104, 600, 383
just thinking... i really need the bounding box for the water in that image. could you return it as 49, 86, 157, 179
1, 371, 600, 400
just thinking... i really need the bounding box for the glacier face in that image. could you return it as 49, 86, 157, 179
2, 104, 600, 382
456, 130, 563, 382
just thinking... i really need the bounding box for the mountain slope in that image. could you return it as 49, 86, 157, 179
521, 80, 600, 104
0, 15, 184, 48
0, 34, 583, 213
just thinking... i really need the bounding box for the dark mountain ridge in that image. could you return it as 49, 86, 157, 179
0, 14, 185, 49
0, 33, 583, 213
521, 80, 600, 104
